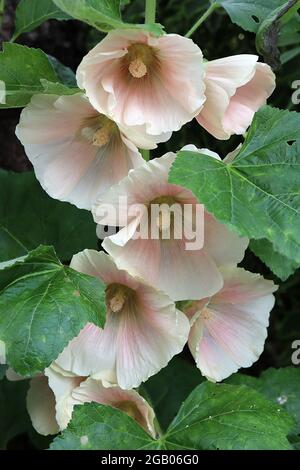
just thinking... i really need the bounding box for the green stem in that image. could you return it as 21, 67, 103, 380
145, 0, 157, 24
185, 2, 220, 38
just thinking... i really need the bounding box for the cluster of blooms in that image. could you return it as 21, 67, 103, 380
4, 30, 278, 436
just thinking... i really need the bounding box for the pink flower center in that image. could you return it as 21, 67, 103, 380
79, 115, 119, 148
126, 43, 156, 79
106, 284, 135, 314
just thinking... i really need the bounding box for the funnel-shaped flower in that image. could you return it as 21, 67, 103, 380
76, 30, 206, 137
55, 250, 189, 390
93, 151, 248, 301
27, 366, 155, 436
16, 93, 147, 210
184, 266, 277, 382
197, 55, 275, 139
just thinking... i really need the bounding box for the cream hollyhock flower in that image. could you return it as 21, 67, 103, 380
197, 55, 276, 139
56, 250, 189, 390
93, 150, 248, 302
16, 93, 148, 210
27, 366, 155, 437
76, 30, 206, 137
184, 266, 277, 382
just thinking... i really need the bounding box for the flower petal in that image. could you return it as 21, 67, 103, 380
188, 267, 277, 381
27, 376, 59, 436
16, 93, 144, 210
72, 377, 156, 437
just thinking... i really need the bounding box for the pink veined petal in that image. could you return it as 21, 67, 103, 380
77, 30, 206, 136
16, 93, 144, 210
72, 377, 156, 437
222, 62, 276, 135
114, 286, 190, 389
188, 267, 277, 381
197, 55, 275, 139
68, 250, 189, 390
103, 235, 223, 301
26, 376, 59, 436
92, 152, 180, 227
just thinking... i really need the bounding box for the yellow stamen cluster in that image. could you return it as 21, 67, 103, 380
126, 43, 156, 79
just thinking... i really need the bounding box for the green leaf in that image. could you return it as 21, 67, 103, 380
250, 239, 299, 280
51, 382, 294, 450
169, 105, 300, 277
255, 1, 299, 70
214, 0, 294, 33
0, 43, 58, 108
163, 383, 294, 450
0, 246, 106, 376
47, 56, 77, 87
227, 368, 300, 435
40, 79, 80, 95
53, 0, 164, 35
0, 170, 97, 263
13, 0, 70, 41
50, 402, 159, 450
142, 356, 204, 431
0, 376, 31, 449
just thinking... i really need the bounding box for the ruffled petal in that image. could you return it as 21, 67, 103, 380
197, 55, 275, 139
16, 93, 144, 210
72, 377, 156, 437
188, 267, 277, 381
77, 30, 206, 136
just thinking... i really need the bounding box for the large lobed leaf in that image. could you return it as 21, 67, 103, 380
53, 0, 164, 35
228, 367, 300, 435
0, 43, 58, 108
50, 382, 294, 450
0, 170, 97, 263
169, 106, 300, 280
214, 0, 295, 32
13, 0, 71, 41
0, 246, 106, 376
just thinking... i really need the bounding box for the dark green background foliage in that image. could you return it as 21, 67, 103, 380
0, 0, 300, 450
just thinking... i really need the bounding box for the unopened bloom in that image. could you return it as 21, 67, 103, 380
76, 30, 206, 137
197, 55, 276, 139
184, 266, 277, 382
93, 151, 248, 301
27, 366, 155, 436
16, 93, 147, 210
57, 250, 189, 390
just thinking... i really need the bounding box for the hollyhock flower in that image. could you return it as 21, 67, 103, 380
184, 266, 277, 382
15, 92, 150, 210
76, 30, 206, 137
197, 55, 276, 139
27, 366, 155, 436
93, 151, 248, 301
55, 250, 189, 390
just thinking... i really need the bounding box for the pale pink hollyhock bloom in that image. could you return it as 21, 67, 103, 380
27, 366, 155, 436
55, 250, 189, 390
93, 151, 248, 301
76, 30, 206, 137
197, 55, 276, 139
16, 93, 149, 210
184, 266, 277, 382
